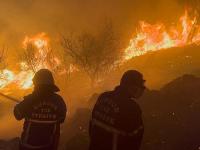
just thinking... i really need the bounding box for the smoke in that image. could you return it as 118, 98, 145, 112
0, 99, 21, 139
0, 114, 22, 139
0, 0, 184, 47
0, 0, 185, 67
0, 0, 186, 139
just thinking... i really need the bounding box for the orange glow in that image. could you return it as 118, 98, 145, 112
0, 69, 34, 93
0, 69, 15, 89
0, 33, 59, 93
1, 10, 199, 93
22, 32, 51, 71
125, 10, 200, 60
23, 32, 48, 49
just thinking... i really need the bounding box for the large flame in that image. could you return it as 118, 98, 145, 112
0, 68, 34, 93
22, 32, 59, 71
0, 33, 58, 93
1, 10, 200, 93
23, 32, 48, 50
125, 10, 200, 60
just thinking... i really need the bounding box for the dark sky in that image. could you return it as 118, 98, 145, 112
0, 0, 185, 50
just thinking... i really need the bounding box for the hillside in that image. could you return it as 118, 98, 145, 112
103, 44, 200, 90
139, 74, 200, 150
1, 45, 200, 150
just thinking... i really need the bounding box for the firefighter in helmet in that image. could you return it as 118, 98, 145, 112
14, 69, 67, 150
89, 70, 145, 150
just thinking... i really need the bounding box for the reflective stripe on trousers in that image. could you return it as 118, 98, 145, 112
92, 119, 144, 150
21, 119, 58, 149
112, 133, 118, 150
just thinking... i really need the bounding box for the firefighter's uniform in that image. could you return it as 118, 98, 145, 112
89, 70, 145, 150
89, 87, 144, 150
14, 69, 67, 150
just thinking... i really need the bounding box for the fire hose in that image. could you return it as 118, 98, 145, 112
0, 92, 20, 103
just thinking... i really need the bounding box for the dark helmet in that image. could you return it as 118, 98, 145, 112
120, 70, 145, 88
32, 69, 60, 92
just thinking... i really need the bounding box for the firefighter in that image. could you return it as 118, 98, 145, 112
89, 70, 145, 150
14, 69, 67, 150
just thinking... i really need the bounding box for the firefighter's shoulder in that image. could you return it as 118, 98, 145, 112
123, 99, 142, 117
23, 93, 34, 101
131, 100, 142, 115
51, 93, 66, 105
14, 94, 34, 120
17, 94, 34, 108
94, 91, 113, 106
99, 91, 112, 99
51, 93, 67, 114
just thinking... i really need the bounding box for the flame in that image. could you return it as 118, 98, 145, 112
0, 33, 59, 93
125, 10, 200, 60
22, 32, 50, 71
1, 9, 199, 93
23, 32, 48, 49
0, 68, 34, 94
0, 70, 15, 89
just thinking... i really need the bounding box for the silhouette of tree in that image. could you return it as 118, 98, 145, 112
0, 46, 7, 70
21, 43, 60, 73
21, 43, 39, 73
61, 21, 122, 86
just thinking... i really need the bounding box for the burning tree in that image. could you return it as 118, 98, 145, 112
21, 43, 40, 73
21, 33, 61, 73
0, 47, 7, 70
61, 22, 122, 86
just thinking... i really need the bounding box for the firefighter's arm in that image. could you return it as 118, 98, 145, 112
89, 104, 95, 137
124, 115, 144, 150
89, 119, 92, 137
14, 104, 23, 120
133, 122, 144, 150
130, 109, 144, 149
58, 97, 67, 123
13, 98, 29, 120
88, 94, 103, 137
124, 103, 144, 149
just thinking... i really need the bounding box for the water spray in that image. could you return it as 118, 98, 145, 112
0, 92, 20, 103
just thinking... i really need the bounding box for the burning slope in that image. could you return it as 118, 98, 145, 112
125, 10, 200, 60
